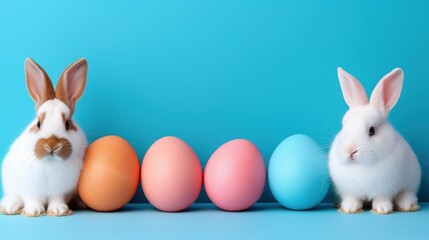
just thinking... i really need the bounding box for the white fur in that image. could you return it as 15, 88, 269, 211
329, 68, 421, 214
0, 99, 86, 216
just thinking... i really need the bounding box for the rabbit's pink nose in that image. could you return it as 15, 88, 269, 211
345, 144, 358, 160
348, 149, 358, 160
43, 144, 61, 155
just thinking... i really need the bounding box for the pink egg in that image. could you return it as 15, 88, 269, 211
204, 139, 266, 211
141, 136, 202, 212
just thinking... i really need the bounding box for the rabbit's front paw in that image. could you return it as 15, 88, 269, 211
372, 199, 393, 214
48, 202, 72, 216
339, 198, 363, 214
22, 202, 46, 217
0, 196, 23, 215
396, 191, 419, 212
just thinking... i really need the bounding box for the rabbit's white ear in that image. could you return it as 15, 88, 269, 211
25, 58, 55, 110
370, 68, 404, 113
337, 67, 368, 108
56, 58, 88, 116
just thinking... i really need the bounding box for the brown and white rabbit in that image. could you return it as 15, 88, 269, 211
0, 58, 88, 217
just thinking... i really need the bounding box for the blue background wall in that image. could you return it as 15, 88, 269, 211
0, 0, 428, 203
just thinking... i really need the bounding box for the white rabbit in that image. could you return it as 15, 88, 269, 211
0, 58, 88, 217
329, 67, 421, 214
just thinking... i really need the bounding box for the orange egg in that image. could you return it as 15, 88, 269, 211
78, 136, 140, 212
141, 136, 202, 212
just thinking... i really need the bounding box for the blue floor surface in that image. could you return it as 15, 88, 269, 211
1, 203, 428, 240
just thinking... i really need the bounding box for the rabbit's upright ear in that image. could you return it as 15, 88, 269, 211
370, 68, 404, 113
56, 58, 88, 116
25, 58, 55, 110
337, 67, 368, 108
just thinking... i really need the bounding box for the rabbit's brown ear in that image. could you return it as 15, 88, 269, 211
56, 58, 88, 116
25, 58, 55, 110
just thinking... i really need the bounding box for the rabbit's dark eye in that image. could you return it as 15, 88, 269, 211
37, 120, 41, 129
369, 126, 375, 137
65, 120, 70, 130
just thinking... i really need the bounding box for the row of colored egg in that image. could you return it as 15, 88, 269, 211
77, 134, 330, 212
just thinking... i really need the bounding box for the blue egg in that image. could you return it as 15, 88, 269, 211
268, 134, 330, 210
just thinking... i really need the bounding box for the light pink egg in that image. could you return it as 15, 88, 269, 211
141, 136, 202, 212
204, 139, 266, 211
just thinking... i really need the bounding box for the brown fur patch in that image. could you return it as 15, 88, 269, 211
67, 120, 78, 131
29, 125, 38, 133
29, 112, 46, 133
30, 123, 39, 132
65, 191, 87, 209
64, 190, 77, 204
61, 113, 78, 131
34, 135, 72, 160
